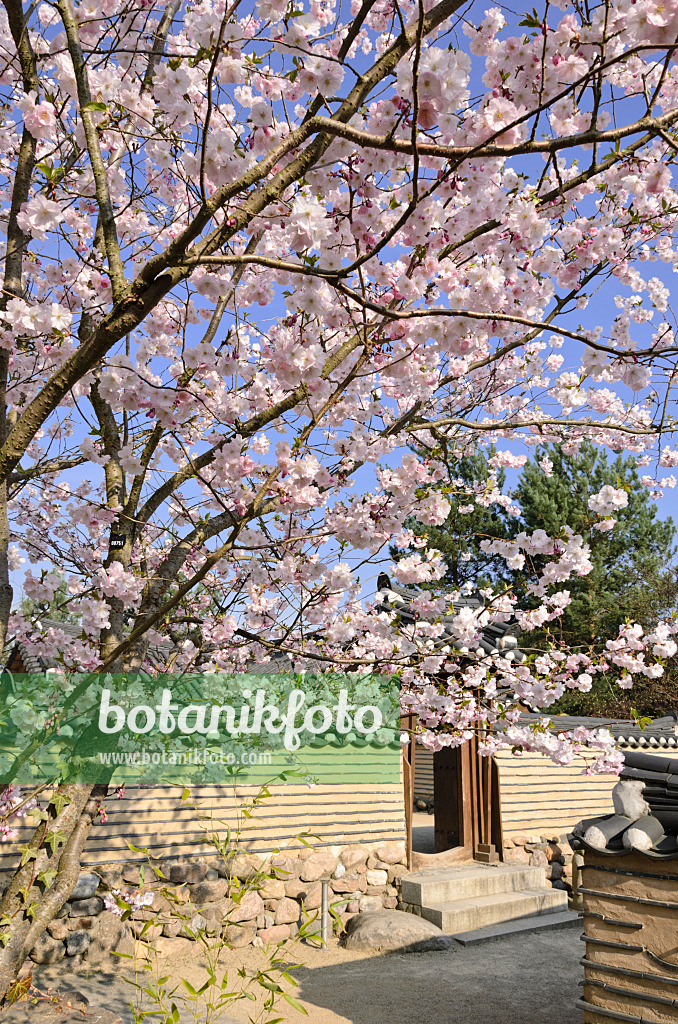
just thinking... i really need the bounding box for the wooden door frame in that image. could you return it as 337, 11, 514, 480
401, 713, 415, 870
402, 708, 503, 868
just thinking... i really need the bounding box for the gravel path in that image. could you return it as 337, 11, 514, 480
27, 925, 585, 1024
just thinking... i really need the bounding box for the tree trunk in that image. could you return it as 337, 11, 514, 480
0, 783, 104, 1005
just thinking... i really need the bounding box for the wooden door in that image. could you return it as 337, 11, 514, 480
433, 745, 463, 852
433, 741, 503, 859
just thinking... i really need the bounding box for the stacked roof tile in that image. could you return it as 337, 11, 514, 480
571, 749, 678, 860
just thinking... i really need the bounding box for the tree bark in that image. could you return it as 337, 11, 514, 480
0, 784, 105, 1005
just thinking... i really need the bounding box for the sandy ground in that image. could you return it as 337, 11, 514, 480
412, 811, 436, 854
24, 925, 585, 1024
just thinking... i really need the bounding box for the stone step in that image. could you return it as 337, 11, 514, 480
401, 863, 547, 907
420, 886, 569, 934
451, 910, 582, 946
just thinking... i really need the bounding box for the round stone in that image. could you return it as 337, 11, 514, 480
343, 910, 454, 953
66, 930, 91, 956
70, 873, 101, 901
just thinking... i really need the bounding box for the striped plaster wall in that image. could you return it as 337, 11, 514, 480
0, 742, 406, 871
0, 783, 406, 872
414, 745, 671, 840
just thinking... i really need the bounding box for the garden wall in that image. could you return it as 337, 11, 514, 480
21, 840, 408, 965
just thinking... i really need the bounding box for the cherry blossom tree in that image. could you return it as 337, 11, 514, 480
3, 0, 678, 998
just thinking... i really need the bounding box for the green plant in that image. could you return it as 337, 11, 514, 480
117, 770, 342, 1024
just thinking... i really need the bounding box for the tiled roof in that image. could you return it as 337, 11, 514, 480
517, 712, 678, 749
4, 618, 175, 673
374, 574, 526, 664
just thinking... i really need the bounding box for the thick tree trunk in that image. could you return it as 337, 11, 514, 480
0, 783, 104, 1005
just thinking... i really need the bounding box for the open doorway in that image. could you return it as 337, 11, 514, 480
408, 739, 504, 864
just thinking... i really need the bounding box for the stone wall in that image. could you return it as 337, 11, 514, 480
503, 834, 574, 893
25, 840, 408, 965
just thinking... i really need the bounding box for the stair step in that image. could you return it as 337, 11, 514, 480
401, 864, 547, 907
421, 887, 569, 934
452, 910, 582, 946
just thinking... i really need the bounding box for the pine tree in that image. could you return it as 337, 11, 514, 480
393, 443, 678, 715
513, 443, 677, 650
392, 448, 513, 591
20, 575, 80, 624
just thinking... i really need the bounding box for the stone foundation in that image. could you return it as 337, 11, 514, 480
414, 797, 434, 813
502, 834, 574, 893
27, 841, 408, 964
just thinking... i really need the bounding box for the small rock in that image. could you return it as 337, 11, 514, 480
343, 910, 453, 953
205, 868, 219, 881
416, 800, 427, 810
387, 865, 409, 884
358, 895, 383, 913
225, 853, 262, 880
223, 922, 257, 947
163, 920, 182, 938
66, 930, 91, 956
285, 880, 309, 899
169, 861, 207, 885
366, 869, 388, 887
122, 866, 142, 884
29, 933, 65, 965
154, 936, 194, 959
505, 847, 530, 865
68, 916, 97, 931
97, 867, 124, 889
69, 897, 104, 918
87, 911, 134, 965
180, 913, 207, 938
189, 878, 229, 904
274, 897, 300, 925
258, 924, 290, 944
331, 878, 360, 894
375, 842, 405, 865
333, 863, 346, 879
131, 920, 163, 941
530, 850, 548, 869
271, 855, 299, 880
228, 891, 264, 923
382, 897, 398, 910
47, 920, 69, 940
346, 900, 360, 913
302, 883, 322, 910
341, 847, 368, 869
299, 850, 337, 882
259, 879, 286, 900
131, 908, 156, 922
70, 873, 100, 901
511, 835, 529, 846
